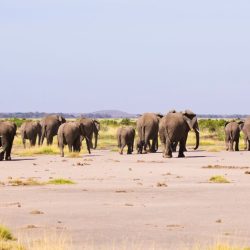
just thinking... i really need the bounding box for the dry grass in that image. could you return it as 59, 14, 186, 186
193, 243, 250, 250
209, 176, 230, 183
8, 178, 44, 186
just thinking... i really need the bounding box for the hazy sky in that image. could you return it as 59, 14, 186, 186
1, 0, 250, 114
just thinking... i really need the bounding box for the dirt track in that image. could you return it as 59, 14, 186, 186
1, 150, 250, 249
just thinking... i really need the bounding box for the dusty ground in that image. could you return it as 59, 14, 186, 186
1, 149, 250, 249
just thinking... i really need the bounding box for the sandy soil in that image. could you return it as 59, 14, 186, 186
1, 149, 250, 249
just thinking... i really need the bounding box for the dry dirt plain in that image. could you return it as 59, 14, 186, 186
1, 149, 250, 249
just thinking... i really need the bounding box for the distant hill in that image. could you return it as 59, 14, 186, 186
0, 110, 138, 119
0, 110, 248, 119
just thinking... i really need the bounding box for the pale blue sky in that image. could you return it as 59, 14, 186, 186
0, 0, 250, 114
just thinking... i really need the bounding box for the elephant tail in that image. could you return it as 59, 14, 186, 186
141, 126, 146, 145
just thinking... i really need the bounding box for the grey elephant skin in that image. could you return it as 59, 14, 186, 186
117, 126, 135, 154
57, 122, 90, 157
20, 121, 42, 148
242, 117, 250, 150
159, 110, 199, 158
0, 121, 17, 161
224, 121, 244, 151
41, 115, 66, 145
79, 118, 100, 149
136, 113, 162, 154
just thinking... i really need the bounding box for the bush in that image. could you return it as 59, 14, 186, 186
4, 118, 28, 128
199, 119, 227, 133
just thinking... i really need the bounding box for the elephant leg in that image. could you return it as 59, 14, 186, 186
85, 138, 91, 154
127, 144, 132, 155
244, 137, 247, 150
22, 137, 26, 149
89, 133, 94, 149
5, 136, 13, 161
163, 137, 172, 158
225, 137, 230, 151
171, 142, 177, 152
183, 133, 188, 152
59, 145, 64, 157
229, 140, 234, 151
235, 139, 239, 151
247, 140, 250, 151
150, 137, 158, 153
178, 139, 185, 158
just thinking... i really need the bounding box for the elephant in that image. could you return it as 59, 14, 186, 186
159, 110, 200, 158
117, 126, 135, 154
136, 113, 163, 154
242, 117, 250, 150
57, 122, 90, 157
20, 121, 42, 148
79, 118, 100, 149
0, 121, 17, 161
224, 121, 244, 151
41, 115, 66, 145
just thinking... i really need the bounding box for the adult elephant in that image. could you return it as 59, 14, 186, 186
136, 113, 163, 154
20, 121, 42, 148
0, 121, 17, 161
79, 118, 100, 149
57, 122, 90, 157
41, 115, 66, 145
117, 126, 135, 155
159, 110, 199, 158
224, 121, 244, 151
242, 117, 250, 150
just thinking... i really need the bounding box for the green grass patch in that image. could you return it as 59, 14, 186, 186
47, 179, 76, 185
209, 176, 230, 183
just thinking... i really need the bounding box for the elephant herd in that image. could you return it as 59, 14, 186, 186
0, 115, 100, 161
117, 110, 200, 158
1, 111, 250, 161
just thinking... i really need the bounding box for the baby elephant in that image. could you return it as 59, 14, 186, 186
117, 127, 135, 155
224, 121, 244, 151
20, 121, 42, 148
58, 122, 90, 157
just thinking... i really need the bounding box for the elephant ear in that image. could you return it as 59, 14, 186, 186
238, 121, 244, 130
183, 110, 197, 130
224, 121, 230, 128
168, 109, 177, 114
156, 113, 163, 119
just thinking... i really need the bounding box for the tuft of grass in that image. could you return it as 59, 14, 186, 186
8, 178, 44, 186
209, 176, 230, 183
156, 182, 168, 187
47, 179, 76, 185
0, 225, 14, 241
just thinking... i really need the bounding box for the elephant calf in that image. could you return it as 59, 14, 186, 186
117, 127, 135, 155
224, 121, 244, 151
57, 122, 90, 157
20, 121, 42, 148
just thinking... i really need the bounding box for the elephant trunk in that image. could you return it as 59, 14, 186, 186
194, 127, 200, 150
94, 132, 98, 149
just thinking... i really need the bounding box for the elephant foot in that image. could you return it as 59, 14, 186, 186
5, 156, 11, 161
163, 154, 172, 158
0, 154, 4, 161
178, 153, 185, 158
